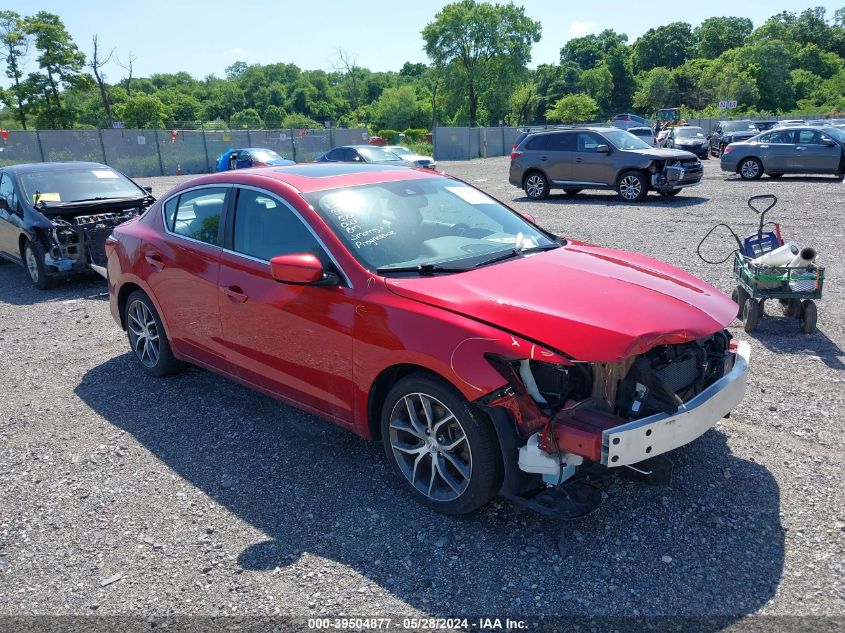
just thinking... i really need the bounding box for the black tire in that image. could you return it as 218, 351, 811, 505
562, 188, 582, 195
738, 157, 763, 180
124, 290, 183, 377
799, 300, 817, 334
658, 189, 681, 197
742, 298, 761, 332
523, 171, 549, 200
23, 238, 53, 290
768, 173, 783, 178
616, 171, 648, 202
731, 286, 749, 318
701, 152, 709, 160
380, 373, 503, 515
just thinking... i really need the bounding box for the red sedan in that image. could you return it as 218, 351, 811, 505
106, 164, 750, 517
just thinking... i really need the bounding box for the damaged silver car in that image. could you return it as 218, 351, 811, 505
0, 162, 153, 289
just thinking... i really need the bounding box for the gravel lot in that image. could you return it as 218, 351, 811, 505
1, 158, 844, 628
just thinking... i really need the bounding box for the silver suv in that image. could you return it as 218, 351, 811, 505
509, 127, 703, 202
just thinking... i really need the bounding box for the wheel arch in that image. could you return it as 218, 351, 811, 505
736, 155, 764, 173
117, 281, 144, 330
366, 363, 448, 441
522, 167, 549, 189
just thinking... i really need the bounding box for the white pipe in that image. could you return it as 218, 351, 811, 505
751, 242, 800, 267
519, 360, 547, 404
787, 247, 817, 268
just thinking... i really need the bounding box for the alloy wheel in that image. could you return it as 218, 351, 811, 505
388, 392, 472, 502
525, 174, 545, 198
740, 160, 760, 179
619, 175, 642, 200
25, 246, 39, 283
127, 299, 161, 368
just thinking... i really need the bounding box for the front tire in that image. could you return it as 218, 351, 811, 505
23, 238, 52, 290
616, 171, 648, 202
738, 158, 763, 180
523, 171, 549, 200
381, 373, 502, 515
125, 290, 183, 377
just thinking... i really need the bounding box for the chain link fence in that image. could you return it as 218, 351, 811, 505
0, 128, 368, 177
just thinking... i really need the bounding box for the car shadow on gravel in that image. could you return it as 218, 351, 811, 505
0, 265, 107, 306
723, 175, 843, 184
76, 355, 785, 622
512, 193, 710, 208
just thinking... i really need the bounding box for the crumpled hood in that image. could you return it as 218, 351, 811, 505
385, 242, 737, 362
626, 148, 698, 161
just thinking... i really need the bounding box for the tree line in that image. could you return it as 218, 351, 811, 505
1, 3, 844, 132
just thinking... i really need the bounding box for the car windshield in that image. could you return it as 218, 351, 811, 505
822, 127, 845, 142
723, 121, 757, 132
306, 178, 557, 272
603, 129, 652, 150
251, 149, 284, 162
359, 147, 403, 162
676, 128, 704, 138
19, 166, 146, 205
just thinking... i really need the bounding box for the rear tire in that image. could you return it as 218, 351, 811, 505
616, 171, 648, 202
125, 290, 183, 377
23, 239, 53, 290
380, 373, 502, 515
738, 158, 763, 180
523, 171, 549, 200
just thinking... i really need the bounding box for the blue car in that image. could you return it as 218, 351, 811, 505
215, 148, 294, 172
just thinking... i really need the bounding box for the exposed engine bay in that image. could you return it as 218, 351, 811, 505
649, 158, 703, 192
480, 330, 738, 494
41, 208, 142, 274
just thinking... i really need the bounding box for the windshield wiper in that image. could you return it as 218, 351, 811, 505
377, 262, 470, 275
67, 195, 147, 203
474, 243, 560, 268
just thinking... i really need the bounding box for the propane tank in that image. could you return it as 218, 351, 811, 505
751, 242, 800, 267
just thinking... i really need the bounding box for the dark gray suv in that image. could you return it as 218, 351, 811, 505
509, 127, 703, 202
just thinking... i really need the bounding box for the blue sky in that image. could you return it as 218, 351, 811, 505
2, 1, 842, 86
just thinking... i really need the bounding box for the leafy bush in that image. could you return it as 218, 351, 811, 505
403, 128, 429, 141
377, 129, 401, 144
407, 141, 433, 156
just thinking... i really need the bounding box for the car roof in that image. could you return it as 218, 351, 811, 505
178, 163, 437, 195
2, 161, 111, 174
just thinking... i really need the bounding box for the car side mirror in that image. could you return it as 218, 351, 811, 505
519, 211, 537, 224
270, 253, 338, 286
596, 144, 610, 154
822, 139, 836, 147
0, 198, 8, 212
143, 186, 153, 194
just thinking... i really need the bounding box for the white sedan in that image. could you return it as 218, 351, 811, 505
383, 145, 436, 170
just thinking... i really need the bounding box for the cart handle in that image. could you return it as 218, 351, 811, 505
747, 194, 777, 240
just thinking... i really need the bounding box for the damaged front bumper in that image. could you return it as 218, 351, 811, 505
602, 340, 750, 467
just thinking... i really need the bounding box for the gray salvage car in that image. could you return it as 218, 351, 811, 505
720, 126, 845, 180
509, 126, 703, 202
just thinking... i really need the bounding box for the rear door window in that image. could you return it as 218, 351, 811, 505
171, 188, 227, 245
545, 133, 575, 151
525, 135, 548, 150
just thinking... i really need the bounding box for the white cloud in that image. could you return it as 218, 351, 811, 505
567, 21, 595, 38
229, 47, 248, 56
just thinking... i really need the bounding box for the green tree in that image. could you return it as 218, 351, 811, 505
281, 113, 320, 129
560, 30, 627, 69
672, 59, 714, 110
795, 44, 843, 79
230, 108, 264, 129
604, 44, 635, 113
695, 17, 753, 59
368, 85, 429, 130
545, 93, 598, 123
633, 67, 678, 112
790, 68, 824, 103
507, 81, 538, 124
115, 93, 169, 127
0, 11, 30, 129
632, 22, 695, 72
534, 62, 580, 117
422, 0, 541, 127
24, 11, 85, 128
578, 64, 613, 113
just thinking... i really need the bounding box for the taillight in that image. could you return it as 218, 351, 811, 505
510, 151, 522, 160
723, 145, 734, 154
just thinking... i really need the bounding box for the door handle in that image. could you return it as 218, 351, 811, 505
575, 157, 582, 163
221, 285, 248, 303
796, 146, 806, 150
539, 156, 547, 161
144, 253, 165, 271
